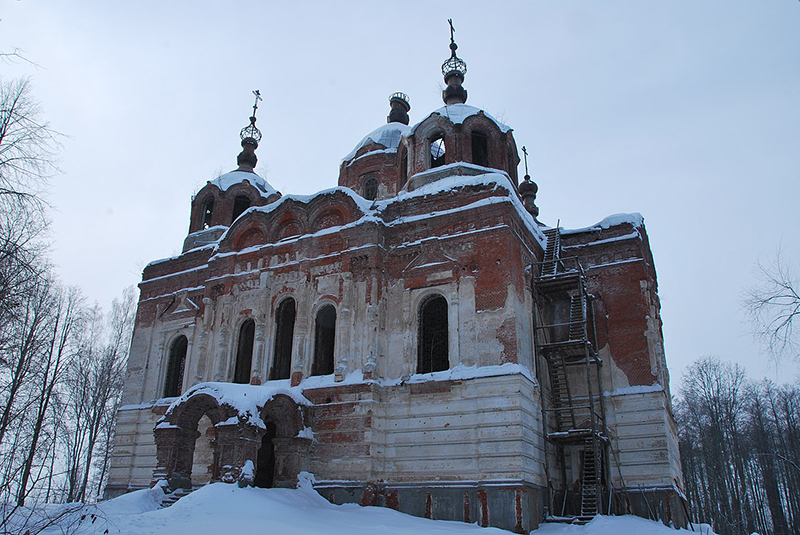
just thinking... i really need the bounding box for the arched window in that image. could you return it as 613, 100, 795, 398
312, 305, 336, 376
202, 198, 214, 229
430, 134, 446, 168
417, 295, 449, 374
363, 176, 378, 201
234, 319, 255, 384
164, 335, 188, 397
400, 147, 408, 189
272, 298, 296, 380
232, 195, 251, 222
472, 130, 489, 167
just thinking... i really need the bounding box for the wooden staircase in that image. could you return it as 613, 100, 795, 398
541, 228, 561, 277
581, 437, 600, 518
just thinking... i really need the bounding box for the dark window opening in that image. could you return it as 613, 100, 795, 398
400, 148, 408, 189
312, 305, 336, 376
164, 336, 188, 397
255, 422, 277, 488
417, 295, 449, 374
202, 199, 214, 229
363, 176, 378, 201
234, 319, 255, 384
472, 131, 489, 167
232, 195, 251, 222
272, 298, 296, 380
430, 135, 446, 168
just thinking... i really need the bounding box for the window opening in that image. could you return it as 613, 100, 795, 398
312, 305, 336, 376
417, 295, 449, 374
255, 422, 277, 488
202, 199, 214, 229
234, 319, 255, 384
472, 130, 489, 167
363, 176, 378, 201
164, 336, 188, 397
430, 135, 446, 168
232, 195, 251, 222
272, 298, 296, 380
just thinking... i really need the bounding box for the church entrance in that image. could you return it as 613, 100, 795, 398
254, 422, 277, 488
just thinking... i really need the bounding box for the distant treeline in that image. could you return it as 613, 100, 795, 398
676, 357, 800, 535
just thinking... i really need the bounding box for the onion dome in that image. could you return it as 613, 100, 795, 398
237, 90, 263, 171
441, 19, 468, 105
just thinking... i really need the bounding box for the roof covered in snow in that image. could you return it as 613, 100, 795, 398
205, 170, 277, 199
343, 122, 411, 162
409, 104, 512, 135
560, 213, 645, 235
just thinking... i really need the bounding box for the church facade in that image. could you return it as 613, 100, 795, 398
106, 33, 685, 532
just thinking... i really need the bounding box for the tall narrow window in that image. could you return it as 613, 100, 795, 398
472, 130, 489, 167
234, 319, 255, 384
430, 134, 446, 168
164, 336, 188, 397
417, 295, 449, 374
232, 195, 251, 222
272, 298, 296, 380
400, 147, 408, 189
363, 176, 378, 201
312, 305, 336, 376
202, 199, 214, 229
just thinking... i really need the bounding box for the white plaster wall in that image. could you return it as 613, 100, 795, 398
604, 391, 683, 489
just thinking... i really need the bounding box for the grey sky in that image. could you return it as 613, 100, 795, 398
3, 1, 799, 386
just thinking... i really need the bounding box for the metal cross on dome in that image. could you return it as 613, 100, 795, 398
448, 18, 455, 44
251, 89, 262, 119
240, 89, 263, 144
522, 146, 530, 177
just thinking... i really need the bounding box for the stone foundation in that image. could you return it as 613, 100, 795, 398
316, 480, 546, 534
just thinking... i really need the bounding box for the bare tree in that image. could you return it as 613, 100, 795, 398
0, 77, 60, 199
744, 250, 800, 362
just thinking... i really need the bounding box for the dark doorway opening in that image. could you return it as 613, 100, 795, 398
232, 195, 251, 222
312, 305, 336, 376
417, 295, 449, 374
272, 298, 296, 380
472, 130, 489, 167
164, 336, 188, 397
202, 199, 214, 229
234, 319, 255, 384
255, 422, 277, 488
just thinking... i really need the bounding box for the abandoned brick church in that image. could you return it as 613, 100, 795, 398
107, 30, 685, 532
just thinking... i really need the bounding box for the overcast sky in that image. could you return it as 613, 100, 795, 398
3, 1, 799, 387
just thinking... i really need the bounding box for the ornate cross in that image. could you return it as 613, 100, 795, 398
448, 19, 456, 44
252, 89, 262, 118
521, 146, 529, 176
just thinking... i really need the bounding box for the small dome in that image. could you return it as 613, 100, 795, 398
343, 122, 411, 163
519, 178, 538, 195
207, 170, 277, 199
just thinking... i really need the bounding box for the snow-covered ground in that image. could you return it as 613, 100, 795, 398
6, 477, 717, 535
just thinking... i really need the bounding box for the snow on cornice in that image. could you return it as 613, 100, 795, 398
559, 213, 645, 236
409, 104, 512, 135
342, 122, 411, 163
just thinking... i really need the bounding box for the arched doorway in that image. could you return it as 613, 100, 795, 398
190, 414, 216, 486
254, 422, 277, 488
